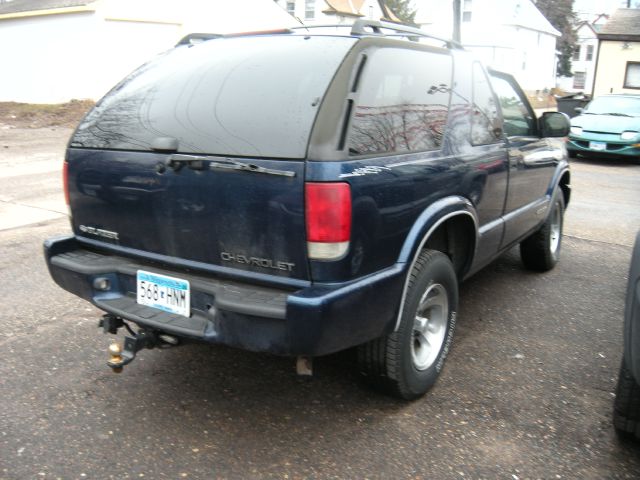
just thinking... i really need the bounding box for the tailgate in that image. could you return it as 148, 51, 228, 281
68, 148, 309, 280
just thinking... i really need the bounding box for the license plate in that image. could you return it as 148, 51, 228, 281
589, 141, 606, 151
136, 270, 190, 317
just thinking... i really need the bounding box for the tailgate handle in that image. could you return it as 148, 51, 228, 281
167, 154, 296, 177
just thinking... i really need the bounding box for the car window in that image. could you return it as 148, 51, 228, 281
585, 96, 640, 116
471, 63, 500, 145
71, 36, 356, 159
348, 48, 452, 156
489, 74, 536, 137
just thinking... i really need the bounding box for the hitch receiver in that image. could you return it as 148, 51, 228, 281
99, 315, 180, 373
99, 314, 123, 335
107, 331, 155, 373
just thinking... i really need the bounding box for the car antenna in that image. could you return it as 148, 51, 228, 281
294, 16, 309, 32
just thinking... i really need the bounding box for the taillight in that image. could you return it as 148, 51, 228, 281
305, 182, 351, 260
62, 161, 70, 206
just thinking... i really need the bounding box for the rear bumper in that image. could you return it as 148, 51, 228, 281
44, 235, 405, 356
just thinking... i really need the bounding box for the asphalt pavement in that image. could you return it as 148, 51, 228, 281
1, 128, 640, 479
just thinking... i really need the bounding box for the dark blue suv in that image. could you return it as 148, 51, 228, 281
45, 21, 571, 399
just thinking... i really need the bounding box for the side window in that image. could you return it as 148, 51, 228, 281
489, 74, 536, 137
471, 62, 500, 145
348, 48, 452, 156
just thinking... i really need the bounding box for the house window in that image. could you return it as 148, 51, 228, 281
305, 0, 314, 19
624, 62, 640, 89
573, 72, 586, 90
463, 0, 472, 22
572, 45, 581, 61
586, 45, 594, 61
286, 1, 295, 15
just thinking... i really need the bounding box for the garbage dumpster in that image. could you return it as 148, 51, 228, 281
555, 93, 591, 118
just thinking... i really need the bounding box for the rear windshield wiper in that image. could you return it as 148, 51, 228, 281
602, 112, 632, 117
167, 154, 296, 177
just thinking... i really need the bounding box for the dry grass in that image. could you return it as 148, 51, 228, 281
0, 99, 95, 128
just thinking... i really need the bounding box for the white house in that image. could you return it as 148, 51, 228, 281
0, 0, 297, 103
556, 20, 599, 93
414, 0, 560, 92
273, 0, 399, 25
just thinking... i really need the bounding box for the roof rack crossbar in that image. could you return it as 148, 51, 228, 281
350, 19, 464, 50
176, 33, 223, 47
176, 29, 296, 47
290, 24, 354, 31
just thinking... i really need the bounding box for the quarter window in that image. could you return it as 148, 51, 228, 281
348, 48, 452, 156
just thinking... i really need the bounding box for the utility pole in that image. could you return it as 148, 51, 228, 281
453, 0, 461, 43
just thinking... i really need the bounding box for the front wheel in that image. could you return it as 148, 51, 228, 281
358, 250, 458, 400
520, 193, 565, 272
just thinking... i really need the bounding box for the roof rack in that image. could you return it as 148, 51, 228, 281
176, 33, 223, 47
176, 21, 463, 50
350, 19, 464, 50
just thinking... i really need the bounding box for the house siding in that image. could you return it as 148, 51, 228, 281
0, 12, 178, 103
0, 12, 101, 103
593, 40, 640, 96
0, 0, 295, 103
274, 0, 384, 25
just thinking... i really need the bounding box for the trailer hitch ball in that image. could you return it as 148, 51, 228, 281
107, 342, 124, 373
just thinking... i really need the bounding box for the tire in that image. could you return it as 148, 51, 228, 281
520, 192, 565, 272
613, 359, 640, 441
568, 150, 578, 159
358, 249, 458, 400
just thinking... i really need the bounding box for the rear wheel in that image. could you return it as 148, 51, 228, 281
358, 250, 458, 400
613, 359, 640, 441
520, 193, 565, 271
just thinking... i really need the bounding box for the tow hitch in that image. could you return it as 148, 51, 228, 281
99, 314, 178, 373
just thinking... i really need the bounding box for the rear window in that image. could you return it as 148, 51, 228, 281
71, 35, 356, 159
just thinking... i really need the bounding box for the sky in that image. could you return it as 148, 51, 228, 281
573, 0, 639, 17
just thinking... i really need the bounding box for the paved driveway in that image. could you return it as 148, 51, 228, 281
1, 129, 639, 479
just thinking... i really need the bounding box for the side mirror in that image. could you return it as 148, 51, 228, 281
540, 111, 570, 137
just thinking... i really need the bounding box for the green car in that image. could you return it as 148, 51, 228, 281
567, 94, 640, 160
